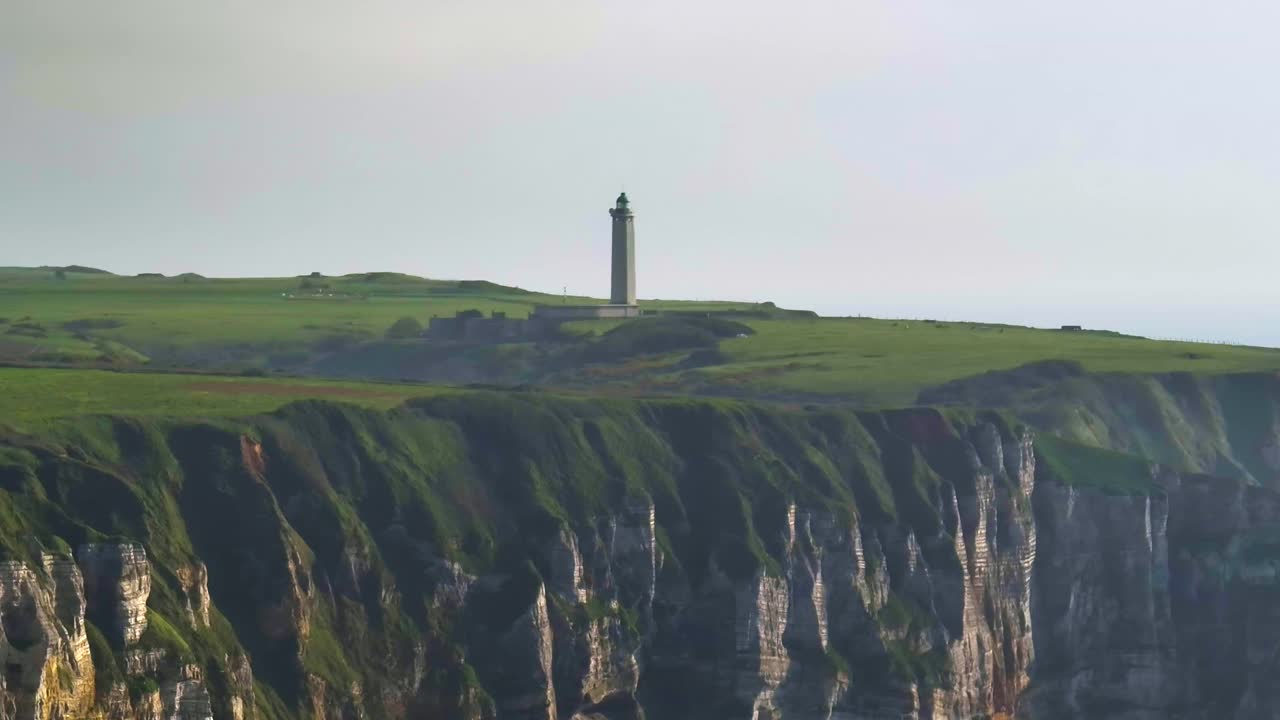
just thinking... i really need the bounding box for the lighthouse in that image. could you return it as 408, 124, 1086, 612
522, 192, 641, 324
609, 192, 636, 306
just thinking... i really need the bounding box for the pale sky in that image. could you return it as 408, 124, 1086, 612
3, 2, 1279, 344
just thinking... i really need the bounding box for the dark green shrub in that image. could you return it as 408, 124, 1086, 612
578, 317, 753, 362
386, 317, 425, 339
62, 319, 125, 331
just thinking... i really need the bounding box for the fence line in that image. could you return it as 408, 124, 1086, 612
884, 317, 1255, 347
1148, 336, 1252, 347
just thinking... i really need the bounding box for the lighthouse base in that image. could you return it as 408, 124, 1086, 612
531, 304, 641, 320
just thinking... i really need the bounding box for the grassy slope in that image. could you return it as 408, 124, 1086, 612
1035, 434, 1157, 494
709, 319, 1280, 401
1027, 373, 1280, 485
570, 318, 1280, 406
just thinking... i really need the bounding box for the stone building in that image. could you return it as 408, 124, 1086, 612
424, 311, 542, 342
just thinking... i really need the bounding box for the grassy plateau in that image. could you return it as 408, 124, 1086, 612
0, 367, 444, 429
3, 265, 1280, 410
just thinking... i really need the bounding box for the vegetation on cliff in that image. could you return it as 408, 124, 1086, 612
1, 364, 1279, 716
928, 365, 1280, 487
0, 392, 1046, 717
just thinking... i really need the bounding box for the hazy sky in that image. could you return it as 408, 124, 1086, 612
4, 2, 1279, 344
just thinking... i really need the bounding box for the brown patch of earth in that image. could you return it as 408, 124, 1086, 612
0, 341, 39, 359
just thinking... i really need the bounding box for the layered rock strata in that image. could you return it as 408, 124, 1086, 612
0, 397, 1277, 718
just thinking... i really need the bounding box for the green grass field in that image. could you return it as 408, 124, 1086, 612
0, 367, 443, 429
0, 271, 548, 360
4, 267, 1280, 410
709, 319, 1280, 401
564, 317, 1280, 405
0, 269, 764, 365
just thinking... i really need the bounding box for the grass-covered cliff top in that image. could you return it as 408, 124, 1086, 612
676, 318, 1280, 403
0, 268, 761, 360
0, 367, 445, 429
4, 266, 1280, 407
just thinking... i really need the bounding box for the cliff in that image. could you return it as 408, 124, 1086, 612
921, 365, 1280, 486
0, 384, 1278, 718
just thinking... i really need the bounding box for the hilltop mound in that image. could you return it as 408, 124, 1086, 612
39, 265, 113, 275
312, 273, 531, 295
341, 271, 431, 284
455, 279, 533, 294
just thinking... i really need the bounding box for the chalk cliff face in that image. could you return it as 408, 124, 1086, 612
0, 556, 94, 720
0, 388, 1279, 718
1023, 471, 1280, 719
79, 544, 152, 648
0, 546, 221, 720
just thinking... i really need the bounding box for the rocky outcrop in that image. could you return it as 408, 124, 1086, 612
38, 552, 95, 713
101, 682, 141, 720
131, 687, 163, 720
0, 545, 232, 720
124, 648, 168, 676
225, 654, 255, 720
78, 544, 151, 647
0, 557, 96, 720
305, 674, 364, 720
173, 564, 210, 631
163, 675, 213, 720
